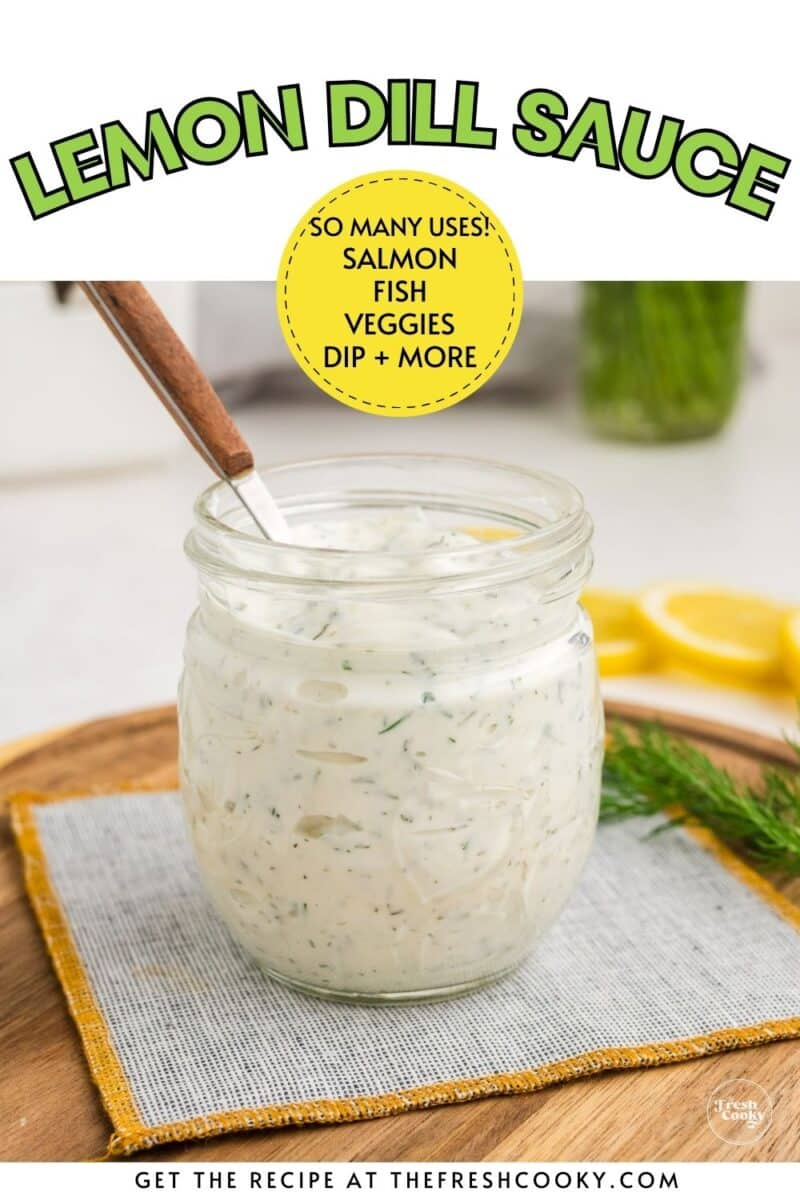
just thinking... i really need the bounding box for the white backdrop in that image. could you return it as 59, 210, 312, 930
0, 0, 796, 279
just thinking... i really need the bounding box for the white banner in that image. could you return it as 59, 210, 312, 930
0, 1162, 798, 1198
0, 0, 797, 278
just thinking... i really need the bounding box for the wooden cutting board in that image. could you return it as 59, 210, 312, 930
1, 700, 798, 1163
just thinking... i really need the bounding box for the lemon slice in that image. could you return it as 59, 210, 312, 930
581, 589, 652, 675
782, 610, 800, 694
636, 584, 785, 682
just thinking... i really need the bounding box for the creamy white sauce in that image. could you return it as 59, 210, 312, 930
179, 509, 603, 998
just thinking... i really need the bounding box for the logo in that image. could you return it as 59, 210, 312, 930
706, 1078, 773, 1145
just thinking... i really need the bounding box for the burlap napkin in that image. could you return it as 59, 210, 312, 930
11, 787, 800, 1157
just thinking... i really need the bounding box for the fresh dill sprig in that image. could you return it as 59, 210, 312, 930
600, 722, 800, 876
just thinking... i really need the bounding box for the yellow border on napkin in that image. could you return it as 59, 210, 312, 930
9, 785, 800, 1159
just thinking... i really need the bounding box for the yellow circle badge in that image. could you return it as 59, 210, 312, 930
277, 171, 522, 417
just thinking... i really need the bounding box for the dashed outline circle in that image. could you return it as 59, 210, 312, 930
278, 172, 521, 413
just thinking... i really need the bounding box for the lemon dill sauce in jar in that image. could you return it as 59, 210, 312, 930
179, 455, 603, 1002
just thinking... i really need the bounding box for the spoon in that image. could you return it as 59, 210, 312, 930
78, 281, 290, 542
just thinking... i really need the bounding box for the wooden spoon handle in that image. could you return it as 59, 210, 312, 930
78, 281, 254, 479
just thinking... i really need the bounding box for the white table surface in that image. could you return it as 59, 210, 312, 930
2, 283, 798, 745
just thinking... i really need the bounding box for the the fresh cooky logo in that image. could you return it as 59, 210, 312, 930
706, 1078, 773, 1145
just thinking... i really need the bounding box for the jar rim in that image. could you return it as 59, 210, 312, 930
188, 452, 593, 592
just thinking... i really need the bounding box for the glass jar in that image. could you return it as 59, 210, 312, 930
581, 281, 747, 441
179, 455, 603, 1003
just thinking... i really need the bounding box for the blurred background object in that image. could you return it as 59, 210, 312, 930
199, 281, 578, 415
1, 281, 798, 744
581, 282, 748, 441
0, 282, 193, 479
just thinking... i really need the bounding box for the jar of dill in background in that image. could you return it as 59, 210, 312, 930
581, 282, 747, 441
